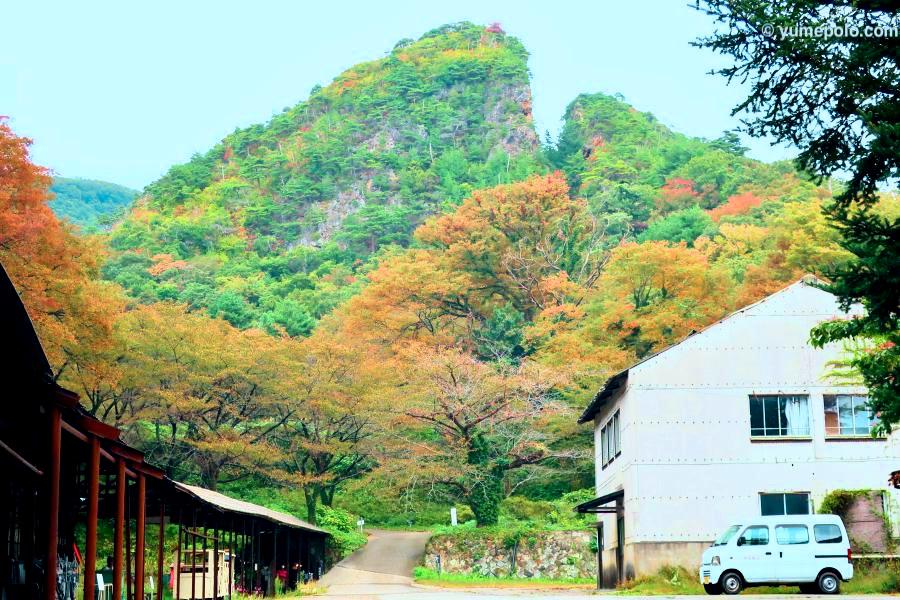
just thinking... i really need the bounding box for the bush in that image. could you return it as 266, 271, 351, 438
317, 506, 367, 560
881, 571, 900, 593
819, 489, 868, 518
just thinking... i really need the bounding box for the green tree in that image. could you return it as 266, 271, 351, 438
696, 0, 899, 427
640, 205, 717, 246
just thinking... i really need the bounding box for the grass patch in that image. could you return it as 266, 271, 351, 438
234, 583, 324, 598
413, 566, 594, 589
616, 564, 900, 595
616, 567, 704, 595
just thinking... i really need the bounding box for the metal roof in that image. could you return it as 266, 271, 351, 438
577, 277, 832, 424
574, 489, 625, 513
172, 481, 328, 535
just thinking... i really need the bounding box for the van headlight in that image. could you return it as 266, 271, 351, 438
711, 556, 720, 566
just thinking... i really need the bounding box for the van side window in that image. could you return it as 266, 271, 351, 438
814, 524, 843, 544
776, 525, 809, 545
738, 526, 769, 546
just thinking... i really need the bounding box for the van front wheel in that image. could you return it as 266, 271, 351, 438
704, 583, 722, 595
817, 571, 840, 594
720, 572, 743, 595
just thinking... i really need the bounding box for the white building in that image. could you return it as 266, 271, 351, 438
576, 278, 900, 586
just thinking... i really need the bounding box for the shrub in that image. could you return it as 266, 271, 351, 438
819, 489, 868, 518
317, 505, 367, 560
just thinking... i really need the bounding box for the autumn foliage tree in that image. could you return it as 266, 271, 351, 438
0, 118, 118, 378
273, 332, 378, 524
583, 241, 733, 358
383, 345, 568, 525
117, 303, 295, 488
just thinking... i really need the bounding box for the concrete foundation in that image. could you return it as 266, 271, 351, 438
599, 541, 712, 587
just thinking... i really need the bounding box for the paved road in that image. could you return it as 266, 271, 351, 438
320, 531, 878, 599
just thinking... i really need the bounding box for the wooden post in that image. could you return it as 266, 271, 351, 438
113, 459, 126, 600
175, 513, 182, 600
268, 528, 277, 597
126, 490, 132, 600
250, 521, 256, 593
46, 406, 62, 600
285, 531, 291, 591
201, 527, 207, 599
191, 513, 197, 600
227, 521, 233, 600
84, 437, 101, 600
135, 474, 146, 600
212, 524, 219, 600
156, 500, 165, 600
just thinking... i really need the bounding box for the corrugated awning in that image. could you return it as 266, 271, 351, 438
574, 489, 624, 514
172, 481, 328, 535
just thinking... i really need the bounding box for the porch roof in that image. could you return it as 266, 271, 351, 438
172, 481, 328, 535
574, 489, 624, 514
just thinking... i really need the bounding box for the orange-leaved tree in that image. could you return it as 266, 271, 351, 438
581, 240, 734, 359
117, 302, 295, 488
273, 330, 380, 524
0, 118, 118, 378
379, 344, 571, 526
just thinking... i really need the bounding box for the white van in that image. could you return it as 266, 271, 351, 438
700, 515, 853, 595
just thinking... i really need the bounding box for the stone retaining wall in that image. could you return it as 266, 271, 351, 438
423, 529, 597, 579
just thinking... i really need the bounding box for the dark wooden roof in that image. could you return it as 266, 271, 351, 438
0, 261, 54, 387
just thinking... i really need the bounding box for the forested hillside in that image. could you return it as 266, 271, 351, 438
104, 22, 544, 336
50, 177, 138, 228
4, 22, 895, 528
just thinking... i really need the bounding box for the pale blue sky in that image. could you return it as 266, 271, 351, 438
1, 0, 794, 190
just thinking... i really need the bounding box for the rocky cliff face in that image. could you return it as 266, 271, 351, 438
104, 23, 545, 330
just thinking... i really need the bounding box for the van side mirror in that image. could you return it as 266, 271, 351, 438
736, 538, 745, 547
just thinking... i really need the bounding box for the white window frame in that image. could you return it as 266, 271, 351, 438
749, 394, 811, 438
601, 410, 620, 470
824, 394, 878, 437
759, 492, 811, 516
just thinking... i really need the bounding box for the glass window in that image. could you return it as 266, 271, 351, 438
714, 525, 741, 546
761, 493, 810, 516
738, 526, 769, 546
824, 394, 877, 436
814, 524, 843, 544
776, 525, 810, 545
601, 411, 621, 468
601, 426, 608, 466
749, 395, 810, 436
613, 412, 621, 455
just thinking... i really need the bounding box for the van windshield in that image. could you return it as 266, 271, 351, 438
713, 525, 741, 546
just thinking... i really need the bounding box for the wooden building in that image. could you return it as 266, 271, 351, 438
0, 263, 328, 600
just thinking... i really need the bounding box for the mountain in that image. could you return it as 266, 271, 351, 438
50, 177, 138, 229
548, 92, 818, 243
104, 22, 545, 335
102, 25, 827, 338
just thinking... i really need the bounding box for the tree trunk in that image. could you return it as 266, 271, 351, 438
304, 489, 318, 525
466, 474, 503, 526
200, 461, 219, 491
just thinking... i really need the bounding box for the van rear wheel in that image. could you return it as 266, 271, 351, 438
720, 572, 743, 595
817, 571, 840, 594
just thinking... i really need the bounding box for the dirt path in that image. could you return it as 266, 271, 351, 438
320, 529, 431, 597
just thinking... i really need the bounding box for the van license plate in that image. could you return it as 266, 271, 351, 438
703, 576, 710, 584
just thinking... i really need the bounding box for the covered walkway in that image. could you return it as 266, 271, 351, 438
0, 262, 328, 600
